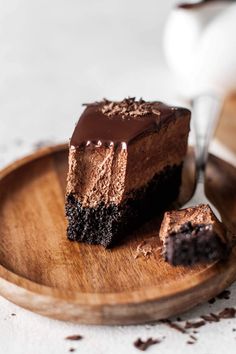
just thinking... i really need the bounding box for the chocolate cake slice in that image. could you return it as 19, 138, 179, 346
66, 98, 190, 247
160, 204, 230, 266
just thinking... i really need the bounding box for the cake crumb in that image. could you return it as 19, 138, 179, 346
134, 241, 153, 259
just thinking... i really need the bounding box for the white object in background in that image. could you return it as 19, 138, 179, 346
164, 1, 236, 98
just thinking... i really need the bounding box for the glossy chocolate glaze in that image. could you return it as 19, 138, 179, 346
178, 0, 235, 9
70, 100, 190, 147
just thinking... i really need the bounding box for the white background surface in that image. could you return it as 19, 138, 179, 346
0, 1, 236, 353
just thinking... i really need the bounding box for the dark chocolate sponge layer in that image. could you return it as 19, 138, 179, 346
66, 164, 182, 247
164, 222, 230, 266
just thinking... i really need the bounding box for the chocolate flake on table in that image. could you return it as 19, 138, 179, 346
185, 320, 206, 329
217, 290, 231, 300
65, 335, 83, 341
218, 308, 236, 319
134, 337, 161, 351
101, 98, 161, 119
208, 297, 216, 304
187, 341, 195, 345
201, 313, 219, 322
161, 319, 186, 334
11, 313, 16, 316
190, 335, 197, 341
69, 349, 76, 352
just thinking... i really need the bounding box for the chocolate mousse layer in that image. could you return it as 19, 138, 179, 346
160, 204, 230, 266
66, 98, 190, 247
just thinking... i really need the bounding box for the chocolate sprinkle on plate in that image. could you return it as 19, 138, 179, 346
134, 338, 160, 351
65, 335, 83, 341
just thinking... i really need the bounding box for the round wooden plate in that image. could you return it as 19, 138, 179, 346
0, 144, 235, 325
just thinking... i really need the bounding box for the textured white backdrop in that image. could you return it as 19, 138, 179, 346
1, 1, 236, 353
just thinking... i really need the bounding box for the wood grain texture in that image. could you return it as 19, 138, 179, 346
0, 97, 235, 325
216, 92, 236, 154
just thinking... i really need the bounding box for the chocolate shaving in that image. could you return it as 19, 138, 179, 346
208, 298, 216, 304
134, 338, 160, 351
161, 319, 186, 333
185, 320, 205, 329
201, 313, 219, 322
218, 308, 236, 319
190, 335, 197, 341
187, 341, 195, 345
101, 98, 161, 119
69, 349, 76, 352
65, 335, 83, 341
199, 308, 236, 324
217, 290, 231, 300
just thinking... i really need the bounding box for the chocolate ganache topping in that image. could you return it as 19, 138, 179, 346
70, 98, 190, 147
178, 0, 235, 9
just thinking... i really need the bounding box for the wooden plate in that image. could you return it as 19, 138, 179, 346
0, 144, 235, 325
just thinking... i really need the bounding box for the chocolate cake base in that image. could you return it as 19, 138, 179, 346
164, 222, 230, 266
66, 164, 182, 247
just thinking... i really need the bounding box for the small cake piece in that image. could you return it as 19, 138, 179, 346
66, 98, 190, 247
160, 204, 230, 266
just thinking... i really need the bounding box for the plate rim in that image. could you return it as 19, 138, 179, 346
0, 144, 236, 323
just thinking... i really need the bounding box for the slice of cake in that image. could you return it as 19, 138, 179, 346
160, 204, 230, 266
66, 98, 190, 247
